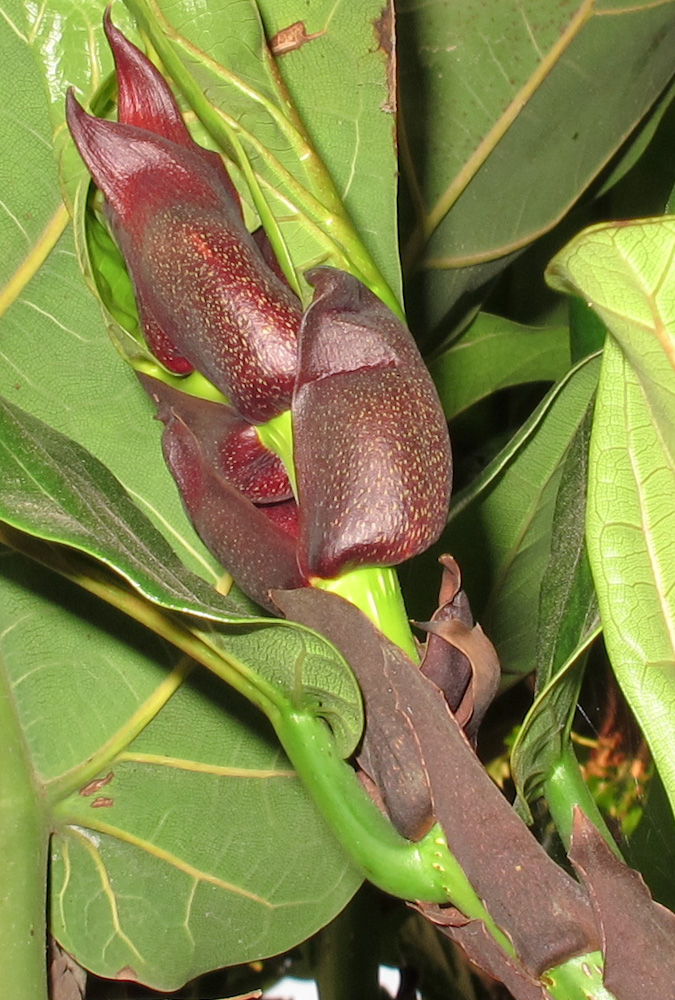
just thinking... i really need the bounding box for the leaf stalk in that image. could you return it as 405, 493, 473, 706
0, 658, 49, 1000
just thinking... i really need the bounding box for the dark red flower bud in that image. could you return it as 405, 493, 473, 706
66, 15, 301, 423
139, 375, 304, 609
138, 377, 292, 503
293, 268, 452, 579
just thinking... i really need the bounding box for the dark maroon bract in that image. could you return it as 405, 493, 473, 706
67, 14, 452, 610
293, 268, 452, 579
66, 11, 300, 424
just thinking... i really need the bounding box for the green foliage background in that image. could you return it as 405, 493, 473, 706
2, 0, 675, 996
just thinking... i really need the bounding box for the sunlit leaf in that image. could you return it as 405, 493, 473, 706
547, 216, 675, 821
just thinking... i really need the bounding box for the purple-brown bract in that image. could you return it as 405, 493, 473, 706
293, 268, 452, 579
66, 14, 453, 609
66, 11, 300, 424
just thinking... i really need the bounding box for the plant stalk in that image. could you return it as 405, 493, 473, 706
543, 952, 618, 1000
545, 744, 622, 859
274, 706, 513, 963
0, 660, 49, 1000
313, 887, 381, 1000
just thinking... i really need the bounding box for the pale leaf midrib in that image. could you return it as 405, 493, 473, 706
403, 0, 595, 268
0, 202, 70, 320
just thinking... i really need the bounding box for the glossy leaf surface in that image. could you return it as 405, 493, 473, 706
429, 313, 569, 421
0, 395, 244, 618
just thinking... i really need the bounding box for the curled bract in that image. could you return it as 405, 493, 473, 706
66, 11, 300, 423
293, 268, 452, 580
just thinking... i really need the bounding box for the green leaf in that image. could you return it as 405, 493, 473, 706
0, 0, 223, 583
429, 312, 570, 421
25, 0, 140, 207
533, 400, 599, 694
511, 398, 601, 817
594, 75, 675, 201
0, 553, 360, 988
120, 0, 401, 309
547, 216, 675, 822
0, 396, 364, 754
398, 0, 675, 326
256, 0, 400, 300
433, 355, 601, 682
0, 394, 242, 619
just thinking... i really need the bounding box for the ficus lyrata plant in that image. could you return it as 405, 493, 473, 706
2, 1, 675, 999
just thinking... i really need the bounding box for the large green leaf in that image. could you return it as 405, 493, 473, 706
407, 355, 601, 681
398, 0, 675, 328
256, 0, 399, 296
0, 553, 360, 988
0, 395, 246, 619
0, 0, 222, 583
429, 312, 570, 421
547, 217, 675, 821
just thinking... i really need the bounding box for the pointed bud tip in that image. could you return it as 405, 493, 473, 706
103, 7, 135, 63
102, 5, 115, 39
65, 89, 90, 146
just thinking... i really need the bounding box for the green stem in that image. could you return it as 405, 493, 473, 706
542, 952, 618, 1000
0, 661, 49, 1000
311, 565, 419, 662
256, 408, 297, 495
273, 706, 513, 962
313, 887, 381, 1000
257, 408, 418, 660
545, 744, 623, 860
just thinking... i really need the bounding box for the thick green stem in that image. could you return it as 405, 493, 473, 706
313, 887, 381, 1000
545, 744, 622, 859
311, 565, 418, 662
543, 952, 618, 1000
0, 662, 49, 1000
273, 706, 513, 963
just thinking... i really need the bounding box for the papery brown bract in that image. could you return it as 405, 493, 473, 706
418, 555, 473, 714
66, 16, 301, 423
293, 268, 452, 579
